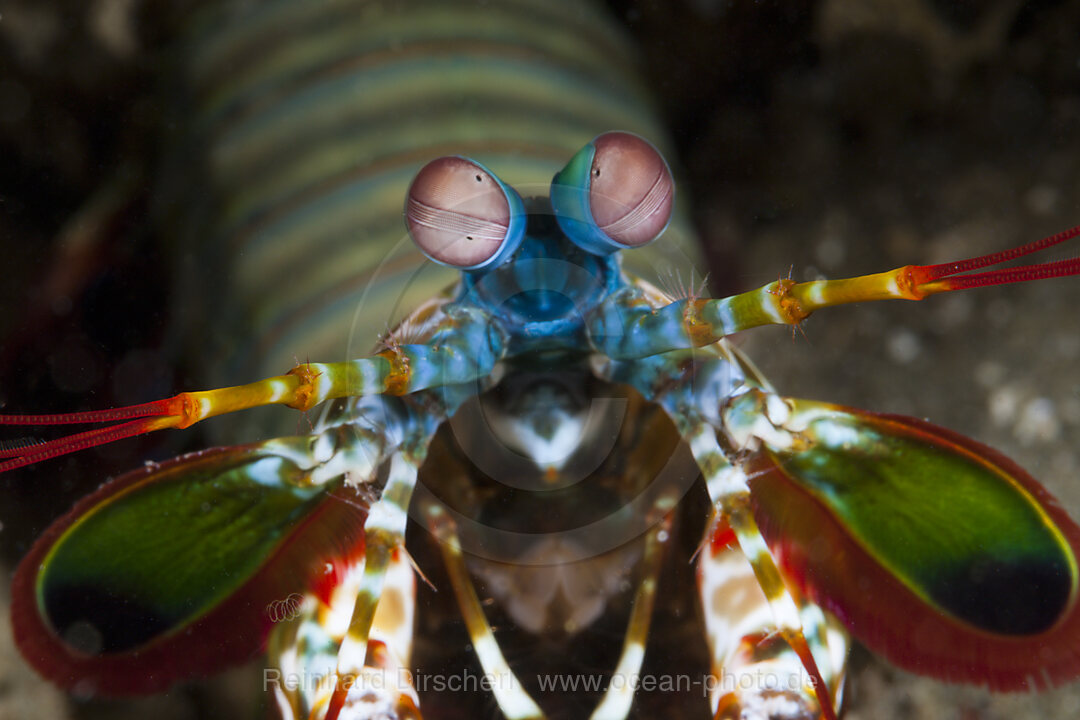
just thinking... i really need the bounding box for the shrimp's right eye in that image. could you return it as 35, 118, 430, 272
406, 157, 524, 270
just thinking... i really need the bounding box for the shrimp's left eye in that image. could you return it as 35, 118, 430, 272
406, 156, 524, 270
550, 131, 674, 255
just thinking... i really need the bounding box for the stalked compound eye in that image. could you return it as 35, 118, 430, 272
406, 156, 525, 271
550, 131, 674, 255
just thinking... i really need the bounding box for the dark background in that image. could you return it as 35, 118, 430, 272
1, 1, 1079, 718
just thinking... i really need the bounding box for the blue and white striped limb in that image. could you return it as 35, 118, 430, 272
0, 306, 504, 475
586, 266, 953, 360
321, 388, 469, 720
251, 394, 413, 490
271, 305, 506, 409
593, 351, 840, 720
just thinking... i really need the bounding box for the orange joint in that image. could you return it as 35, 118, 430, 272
285, 363, 323, 411
683, 298, 715, 346
771, 278, 811, 324
896, 265, 929, 300
166, 393, 202, 429
376, 348, 411, 396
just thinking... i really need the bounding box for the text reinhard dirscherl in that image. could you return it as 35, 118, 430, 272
263, 667, 814, 696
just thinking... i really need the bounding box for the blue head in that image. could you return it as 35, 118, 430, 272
404, 132, 674, 351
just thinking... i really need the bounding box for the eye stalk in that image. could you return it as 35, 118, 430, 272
550, 131, 674, 255
406, 156, 525, 270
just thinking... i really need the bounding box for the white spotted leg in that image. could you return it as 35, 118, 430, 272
267, 549, 421, 720
697, 514, 848, 720
322, 453, 422, 720
683, 424, 839, 720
